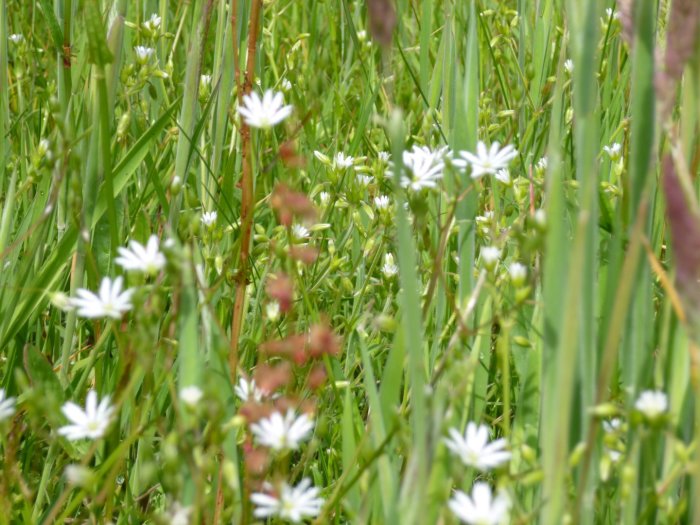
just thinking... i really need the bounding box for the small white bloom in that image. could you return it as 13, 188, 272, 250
50, 291, 73, 312
280, 78, 292, 92
333, 152, 355, 170
179, 386, 203, 407
481, 246, 501, 267
374, 195, 391, 210
251, 478, 323, 523
165, 502, 192, 525
266, 301, 281, 322
475, 211, 494, 224
356, 174, 372, 187
69, 276, 134, 319
143, 13, 162, 32
603, 418, 622, 433
454, 141, 518, 179
318, 192, 331, 207
605, 8, 619, 20
449, 482, 511, 525
635, 390, 668, 420
381, 253, 398, 279
9, 34, 23, 44
115, 235, 166, 275
378, 151, 391, 163
200, 74, 212, 90
58, 390, 114, 441
508, 262, 527, 285
238, 90, 292, 129
292, 224, 309, 240
64, 464, 93, 487
0, 389, 17, 422
444, 422, 511, 471
607, 449, 622, 463
396, 145, 448, 191
603, 142, 622, 160
250, 409, 314, 451
536, 156, 548, 171
357, 29, 367, 42
201, 211, 217, 227
494, 169, 511, 185
235, 375, 264, 402
534, 208, 546, 227
564, 59, 574, 74
134, 45, 154, 64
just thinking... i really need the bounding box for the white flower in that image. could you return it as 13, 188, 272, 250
115, 235, 166, 275
235, 376, 264, 403
266, 301, 281, 322
201, 210, 217, 227
292, 224, 309, 240
64, 464, 93, 487
564, 59, 574, 74
607, 449, 622, 463
333, 152, 355, 170
381, 253, 398, 279
179, 386, 203, 407
635, 390, 668, 420
603, 142, 622, 160
9, 34, 23, 44
508, 262, 527, 285
58, 390, 114, 441
134, 45, 154, 64
251, 478, 323, 523
454, 141, 518, 179
396, 145, 448, 191
238, 90, 292, 129
165, 502, 192, 525
534, 208, 546, 227
50, 291, 73, 311
280, 78, 292, 92
250, 409, 314, 451
318, 192, 330, 206
357, 29, 367, 42
536, 156, 548, 171
449, 482, 511, 525
605, 8, 619, 20
374, 195, 391, 209
0, 389, 17, 422
143, 13, 161, 32
69, 276, 135, 319
200, 74, 212, 90
603, 418, 622, 433
356, 174, 372, 187
481, 246, 501, 267
494, 169, 511, 185
378, 151, 391, 163
476, 211, 494, 224
444, 422, 511, 471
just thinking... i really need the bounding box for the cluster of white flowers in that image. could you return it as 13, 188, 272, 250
67, 236, 167, 320
444, 422, 512, 523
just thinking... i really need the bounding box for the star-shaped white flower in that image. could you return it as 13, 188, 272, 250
396, 145, 448, 191
449, 482, 510, 525
444, 422, 512, 471
201, 210, 218, 227
235, 376, 264, 403
58, 390, 114, 441
374, 195, 391, 209
0, 389, 17, 422
250, 410, 314, 451
238, 90, 292, 129
115, 235, 166, 275
635, 390, 668, 420
134, 45, 154, 64
454, 141, 518, 179
69, 276, 135, 319
251, 478, 324, 523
